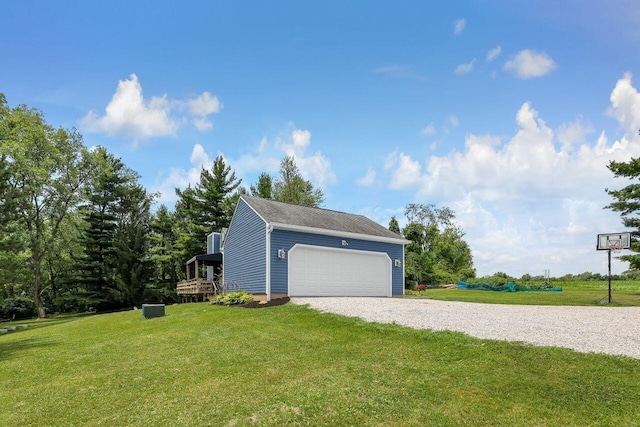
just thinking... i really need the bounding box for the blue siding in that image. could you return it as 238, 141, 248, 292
223, 199, 266, 293
270, 230, 405, 295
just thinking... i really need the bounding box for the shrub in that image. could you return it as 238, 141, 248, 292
210, 292, 253, 306
0, 297, 36, 320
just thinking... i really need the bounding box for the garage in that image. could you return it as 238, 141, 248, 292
288, 244, 392, 297
223, 195, 409, 300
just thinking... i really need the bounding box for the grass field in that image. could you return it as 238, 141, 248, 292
408, 280, 640, 306
2, 302, 640, 426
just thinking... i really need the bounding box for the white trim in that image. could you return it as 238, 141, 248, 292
270, 222, 411, 245
288, 244, 392, 297
266, 224, 272, 302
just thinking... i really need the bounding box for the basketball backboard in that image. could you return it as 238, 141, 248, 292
596, 232, 631, 251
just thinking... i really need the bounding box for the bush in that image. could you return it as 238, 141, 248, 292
0, 297, 36, 320
210, 292, 253, 306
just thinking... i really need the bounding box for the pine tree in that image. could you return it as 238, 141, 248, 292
193, 155, 242, 231
148, 205, 180, 301
173, 156, 241, 270
606, 157, 640, 269
72, 147, 153, 309
112, 183, 153, 307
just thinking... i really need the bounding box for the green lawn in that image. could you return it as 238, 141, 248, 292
2, 302, 640, 426
408, 280, 640, 306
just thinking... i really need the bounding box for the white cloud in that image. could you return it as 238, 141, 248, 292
191, 117, 213, 132
187, 92, 221, 131
154, 143, 215, 204
557, 115, 594, 152
189, 143, 215, 170
486, 45, 502, 62
455, 59, 476, 75
448, 114, 459, 128
81, 74, 221, 144
420, 122, 437, 136
503, 50, 557, 79
608, 72, 640, 134
274, 127, 337, 188
356, 167, 377, 187
187, 91, 221, 116
154, 126, 336, 203
81, 74, 176, 141
383, 76, 640, 276
453, 18, 466, 35
387, 151, 423, 190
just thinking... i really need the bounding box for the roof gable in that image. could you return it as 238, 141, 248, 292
240, 195, 408, 244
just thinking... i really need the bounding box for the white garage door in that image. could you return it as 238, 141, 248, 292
288, 244, 391, 297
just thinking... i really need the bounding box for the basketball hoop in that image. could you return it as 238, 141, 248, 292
609, 242, 624, 253
597, 232, 631, 304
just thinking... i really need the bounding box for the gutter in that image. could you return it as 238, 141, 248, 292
269, 222, 411, 245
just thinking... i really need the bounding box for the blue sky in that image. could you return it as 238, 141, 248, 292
3, 1, 640, 277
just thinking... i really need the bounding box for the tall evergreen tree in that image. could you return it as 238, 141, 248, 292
174, 185, 204, 274
72, 147, 127, 308
148, 205, 180, 301
193, 155, 242, 231
149, 205, 178, 283
112, 183, 153, 307
71, 147, 154, 310
606, 157, 640, 269
174, 156, 241, 268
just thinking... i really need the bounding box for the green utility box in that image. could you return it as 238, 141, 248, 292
142, 304, 165, 319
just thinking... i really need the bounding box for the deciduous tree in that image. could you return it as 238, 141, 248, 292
388, 216, 400, 235
400, 203, 474, 286
250, 172, 273, 199
273, 156, 324, 207
0, 96, 91, 317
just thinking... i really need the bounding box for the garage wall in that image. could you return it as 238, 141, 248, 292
222, 199, 267, 293
270, 229, 404, 295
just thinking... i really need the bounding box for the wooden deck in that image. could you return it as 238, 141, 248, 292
176, 278, 219, 301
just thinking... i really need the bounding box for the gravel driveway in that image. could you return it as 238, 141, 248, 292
291, 297, 640, 359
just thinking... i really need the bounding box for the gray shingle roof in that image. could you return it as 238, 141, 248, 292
240, 195, 407, 243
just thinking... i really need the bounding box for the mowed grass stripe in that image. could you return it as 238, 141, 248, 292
1, 303, 639, 426
409, 280, 640, 306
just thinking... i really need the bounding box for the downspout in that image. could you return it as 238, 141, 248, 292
402, 244, 406, 295
266, 224, 273, 302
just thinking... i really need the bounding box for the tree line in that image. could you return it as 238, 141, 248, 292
0, 95, 325, 318
1, 95, 484, 318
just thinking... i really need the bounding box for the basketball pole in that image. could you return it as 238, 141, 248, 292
608, 248, 612, 304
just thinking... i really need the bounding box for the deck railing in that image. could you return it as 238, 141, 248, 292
176, 278, 219, 295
